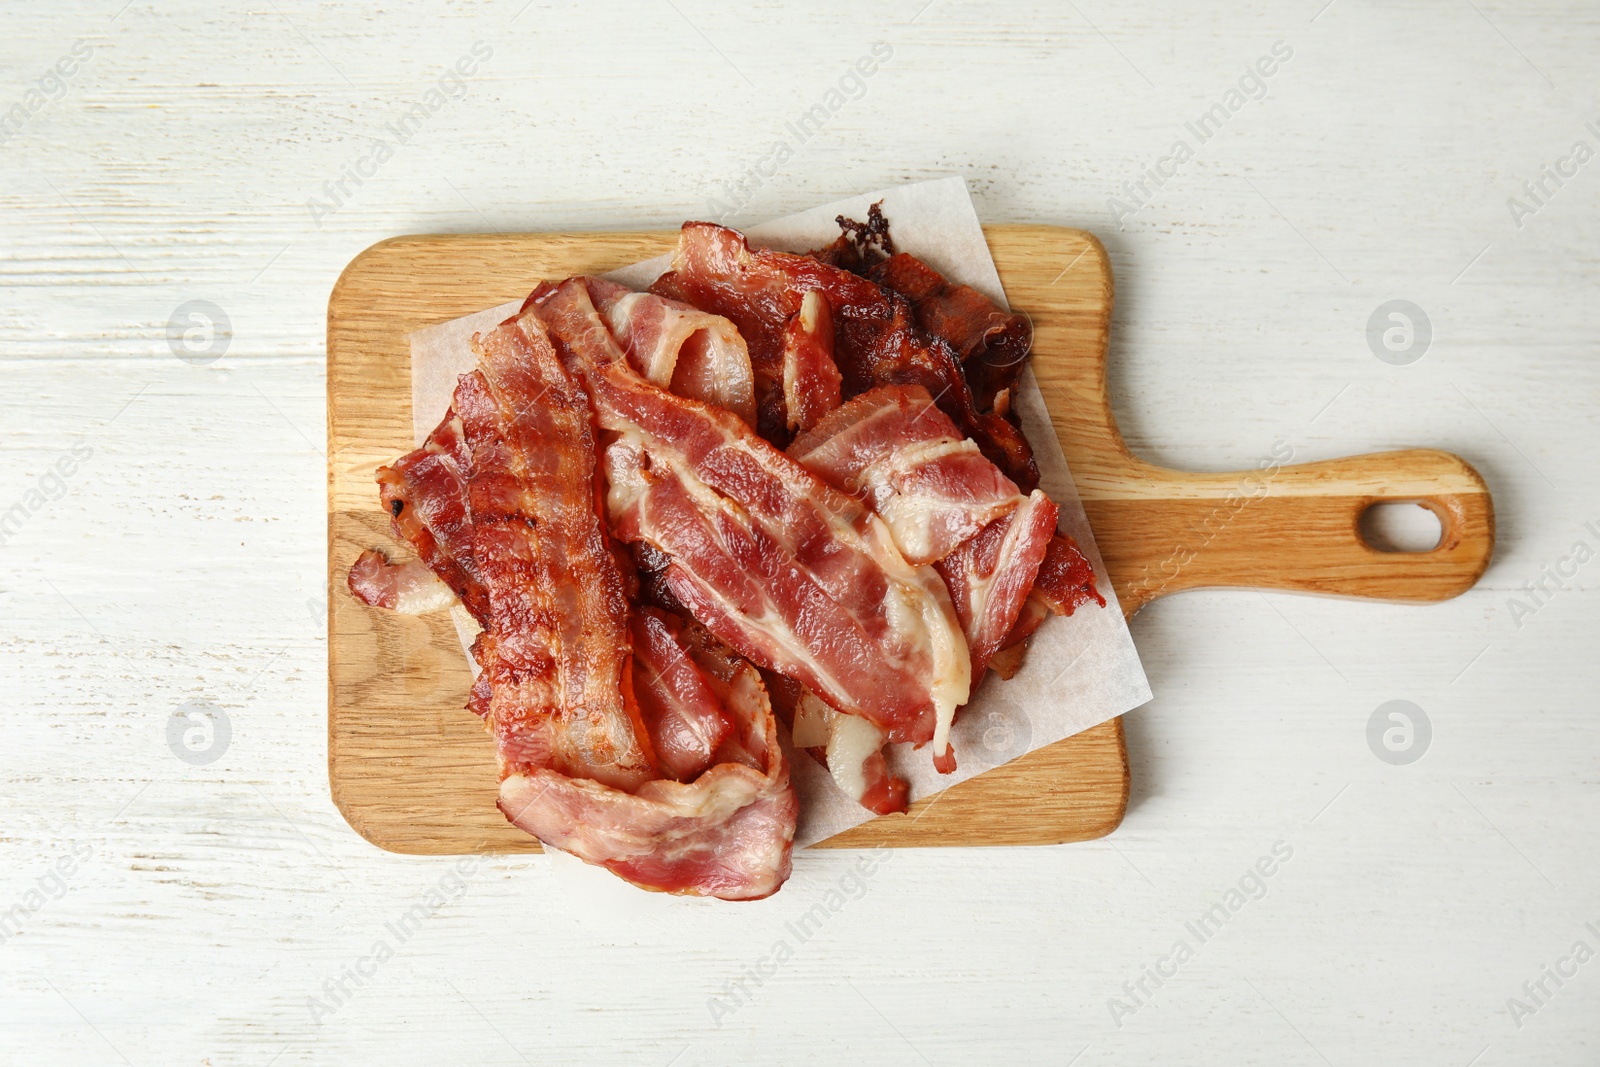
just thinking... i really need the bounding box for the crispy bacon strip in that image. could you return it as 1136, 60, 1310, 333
1033, 533, 1106, 616
813, 205, 1033, 416
371, 409, 489, 622
583, 277, 757, 426
788, 384, 1022, 566
934, 491, 1059, 680
462, 316, 796, 899
457, 322, 655, 793
527, 278, 971, 763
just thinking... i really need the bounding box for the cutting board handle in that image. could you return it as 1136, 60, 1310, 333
1100, 448, 1495, 612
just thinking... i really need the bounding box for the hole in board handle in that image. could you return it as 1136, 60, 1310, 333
1360, 501, 1444, 553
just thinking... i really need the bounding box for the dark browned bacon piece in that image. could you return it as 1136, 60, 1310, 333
867, 252, 1032, 416
1033, 533, 1106, 618
652, 222, 1039, 489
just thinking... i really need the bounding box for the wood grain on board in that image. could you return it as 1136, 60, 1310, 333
327, 226, 1493, 855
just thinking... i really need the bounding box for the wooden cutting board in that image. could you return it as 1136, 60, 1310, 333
326, 226, 1494, 854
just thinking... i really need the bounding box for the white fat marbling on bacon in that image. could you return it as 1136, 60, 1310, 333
603, 417, 969, 763
826, 711, 888, 802
606, 431, 967, 753
630, 608, 733, 783
497, 652, 796, 901
935, 490, 1059, 679
790, 690, 909, 813
780, 290, 841, 433
584, 277, 757, 427
530, 278, 970, 764
346, 548, 459, 614
788, 384, 1023, 566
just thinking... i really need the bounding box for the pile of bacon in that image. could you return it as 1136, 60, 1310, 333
348, 208, 1103, 900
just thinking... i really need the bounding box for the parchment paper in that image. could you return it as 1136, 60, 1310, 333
406, 177, 1151, 849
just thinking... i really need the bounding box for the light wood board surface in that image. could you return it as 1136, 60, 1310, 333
327, 225, 1492, 854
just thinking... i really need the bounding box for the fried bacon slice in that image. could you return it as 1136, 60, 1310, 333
652, 222, 1039, 489
784, 382, 1092, 684
811, 203, 1034, 416
983, 534, 1107, 679
788, 384, 1022, 566
1032, 533, 1106, 617
780, 290, 841, 433
526, 278, 972, 765
498, 667, 796, 900
866, 252, 1032, 415
629, 607, 733, 783
789, 689, 909, 815
362, 409, 490, 622
648, 224, 861, 443
456, 323, 653, 792
583, 276, 757, 426
346, 548, 458, 614
987, 596, 1050, 680
457, 316, 795, 899
933, 491, 1059, 680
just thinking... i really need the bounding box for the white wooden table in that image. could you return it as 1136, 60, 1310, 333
3, 2, 1596, 1063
